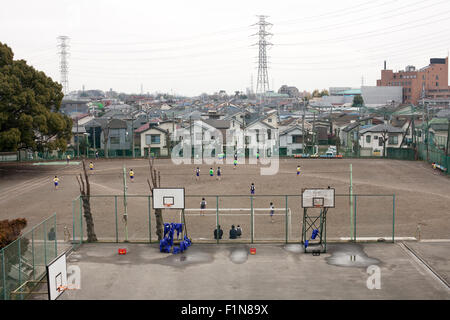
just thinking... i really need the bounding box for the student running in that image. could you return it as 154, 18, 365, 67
129, 169, 135, 182
53, 176, 59, 190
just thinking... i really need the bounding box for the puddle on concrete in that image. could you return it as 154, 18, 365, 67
325, 243, 380, 268
152, 248, 214, 267
283, 244, 303, 253
229, 247, 249, 264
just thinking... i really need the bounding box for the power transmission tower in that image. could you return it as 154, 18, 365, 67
252, 15, 272, 101
57, 36, 70, 95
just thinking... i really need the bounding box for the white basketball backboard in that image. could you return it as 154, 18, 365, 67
152, 188, 185, 209
46, 252, 68, 300
302, 188, 335, 208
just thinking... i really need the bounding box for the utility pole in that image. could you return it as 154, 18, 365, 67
252, 15, 273, 103
57, 36, 70, 95
302, 104, 305, 154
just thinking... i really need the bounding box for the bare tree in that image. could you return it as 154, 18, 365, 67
147, 157, 164, 240
76, 160, 98, 242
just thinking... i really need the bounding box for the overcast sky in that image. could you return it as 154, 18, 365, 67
1, 0, 450, 96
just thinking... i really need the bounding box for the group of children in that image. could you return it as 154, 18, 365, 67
53, 160, 137, 189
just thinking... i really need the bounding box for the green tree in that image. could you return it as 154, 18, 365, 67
352, 95, 364, 107
320, 89, 329, 97
0, 42, 72, 152
312, 89, 320, 97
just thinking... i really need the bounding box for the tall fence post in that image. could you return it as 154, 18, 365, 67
392, 194, 396, 243
79, 196, 83, 244
250, 196, 254, 244
216, 196, 219, 244
44, 220, 47, 266
2, 250, 6, 300
148, 196, 152, 243
115, 196, 118, 243
54, 214, 57, 256
72, 199, 75, 244
31, 228, 35, 280
18, 240, 22, 300
353, 195, 357, 241
285, 195, 288, 243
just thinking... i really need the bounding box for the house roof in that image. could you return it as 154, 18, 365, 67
135, 124, 168, 134
359, 123, 403, 134
203, 119, 230, 129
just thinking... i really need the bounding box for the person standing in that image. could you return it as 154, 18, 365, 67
296, 165, 301, 176
233, 158, 238, 169
53, 176, 60, 190
200, 197, 207, 216
250, 183, 255, 195
95, 151, 99, 160
129, 168, 135, 182
89, 161, 94, 171
256, 151, 260, 161
195, 167, 200, 181
209, 167, 214, 177
269, 202, 275, 223
216, 167, 222, 181
66, 154, 70, 164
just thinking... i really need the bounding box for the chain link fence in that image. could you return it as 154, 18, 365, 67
0, 214, 58, 300
72, 194, 395, 244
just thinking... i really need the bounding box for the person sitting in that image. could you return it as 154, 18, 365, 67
229, 225, 238, 239
214, 225, 223, 240
236, 225, 242, 237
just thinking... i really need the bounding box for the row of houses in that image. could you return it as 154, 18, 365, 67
70, 102, 449, 158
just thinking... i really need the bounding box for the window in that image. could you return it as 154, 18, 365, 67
374, 135, 378, 140
292, 135, 302, 143
388, 135, 398, 145
366, 135, 371, 143
268, 118, 272, 123
436, 75, 439, 80
245, 136, 251, 144
378, 139, 383, 147
436, 82, 439, 86
268, 129, 272, 140
211, 136, 215, 140
146, 134, 160, 144
110, 136, 120, 145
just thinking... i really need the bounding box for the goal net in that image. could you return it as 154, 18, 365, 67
178, 208, 292, 241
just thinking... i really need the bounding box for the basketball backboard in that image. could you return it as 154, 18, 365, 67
302, 188, 335, 208
152, 188, 185, 209
46, 252, 68, 300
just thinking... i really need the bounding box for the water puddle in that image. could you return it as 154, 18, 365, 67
152, 248, 214, 267
229, 247, 249, 264
283, 244, 303, 253
326, 243, 380, 268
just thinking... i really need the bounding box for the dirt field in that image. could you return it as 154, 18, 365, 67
0, 158, 449, 241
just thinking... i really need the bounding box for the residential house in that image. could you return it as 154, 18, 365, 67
359, 123, 404, 157
136, 124, 170, 157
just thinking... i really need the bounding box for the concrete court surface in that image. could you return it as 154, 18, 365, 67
57, 242, 450, 300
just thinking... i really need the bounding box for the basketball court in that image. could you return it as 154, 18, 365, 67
40, 241, 450, 300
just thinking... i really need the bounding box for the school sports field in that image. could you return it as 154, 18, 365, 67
0, 157, 449, 241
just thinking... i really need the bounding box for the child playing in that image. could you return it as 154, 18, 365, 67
269, 202, 275, 223
195, 167, 200, 181
53, 176, 59, 190
200, 198, 207, 216
129, 169, 135, 182
296, 165, 301, 176
89, 162, 94, 170
216, 167, 222, 180
233, 159, 238, 169
209, 168, 214, 177
250, 183, 255, 195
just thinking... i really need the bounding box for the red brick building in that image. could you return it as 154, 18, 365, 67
377, 57, 450, 105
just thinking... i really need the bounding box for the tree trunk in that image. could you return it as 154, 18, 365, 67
82, 196, 97, 242
155, 208, 164, 240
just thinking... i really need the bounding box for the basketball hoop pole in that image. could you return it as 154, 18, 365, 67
123, 165, 128, 242
349, 163, 354, 241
